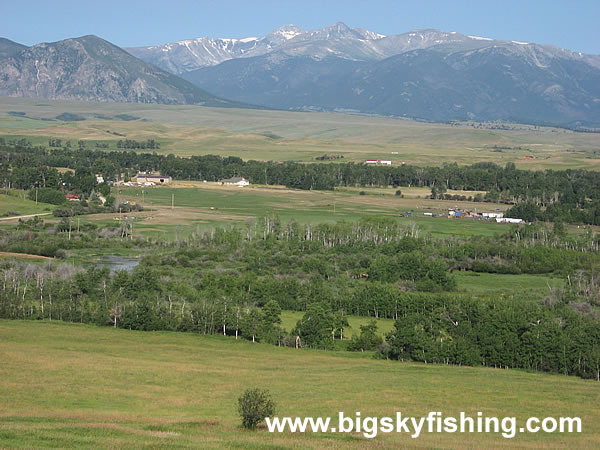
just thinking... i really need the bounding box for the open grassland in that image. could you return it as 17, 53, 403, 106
0, 320, 598, 448
1, 97, 599, 169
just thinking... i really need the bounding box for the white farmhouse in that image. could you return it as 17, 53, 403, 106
220, 177, 250, 187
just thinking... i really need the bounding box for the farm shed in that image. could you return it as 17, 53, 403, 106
136, 173, 172, 185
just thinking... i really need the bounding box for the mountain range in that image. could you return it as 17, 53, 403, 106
2, 23, 600, 128
126, 25, 306, 74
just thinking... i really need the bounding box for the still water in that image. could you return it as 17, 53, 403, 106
96, 256, 140, 272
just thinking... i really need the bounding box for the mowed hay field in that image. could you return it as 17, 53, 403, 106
1, 97, 600, 169
0, 320, 598, 448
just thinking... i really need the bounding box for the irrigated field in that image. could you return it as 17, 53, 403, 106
0, 320, 597, 448
1, 97, 599, 169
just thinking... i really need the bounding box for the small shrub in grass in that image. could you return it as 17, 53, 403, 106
238, 388, 276, 430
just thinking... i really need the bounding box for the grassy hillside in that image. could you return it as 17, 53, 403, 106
0, 320, 597, 448
1, 97, 599, 169
0, 192, 55, 216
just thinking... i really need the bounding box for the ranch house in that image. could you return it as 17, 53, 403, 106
219, 177, 250, 187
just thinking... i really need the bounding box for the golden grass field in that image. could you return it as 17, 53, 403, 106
1, 97, 599, 168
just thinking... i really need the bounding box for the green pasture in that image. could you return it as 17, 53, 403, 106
0, 320, 597, 448
112, 185, 516, 238
453, 271, 564, 298
0, 192, 55, 216
280, 311, 395, 340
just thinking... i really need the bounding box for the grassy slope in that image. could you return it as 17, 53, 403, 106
0, 320, 597, 448
0, 192, 55, 216
1, 97, 599, 169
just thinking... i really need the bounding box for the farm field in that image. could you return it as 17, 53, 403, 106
0, 320, 597, 448
0, 182, 593, 243
1, 97, 600, 169
107, 183, 513, 238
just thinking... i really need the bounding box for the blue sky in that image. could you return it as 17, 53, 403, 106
2, 0, 599, 54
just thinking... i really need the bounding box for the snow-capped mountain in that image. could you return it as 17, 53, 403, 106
175, 24, 600, 128
126, 25, 305, 74
129, 24, 515, 74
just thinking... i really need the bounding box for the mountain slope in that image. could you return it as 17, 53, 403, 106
0, 38, 27, 59
0, 35, 240, 106
342, 43, 600, 126
179, 26, 600, 127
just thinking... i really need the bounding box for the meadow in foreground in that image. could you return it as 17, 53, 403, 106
1, 320, 598, 448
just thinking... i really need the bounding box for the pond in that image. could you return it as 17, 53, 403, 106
96, 256, 140, 272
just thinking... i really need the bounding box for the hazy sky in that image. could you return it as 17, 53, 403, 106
2, 0, 599, 54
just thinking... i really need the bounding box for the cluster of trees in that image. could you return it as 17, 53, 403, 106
48, 139, 64, 148
27, 188, 67, 205
116, 139, 160, 150
3, 143, 600, 223
0, 261, 289, 346
4, 164, 102, 197
315, 154, 344, 161
383, 294, 600, 381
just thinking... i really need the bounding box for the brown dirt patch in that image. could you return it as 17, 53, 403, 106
0, 252, 53, 260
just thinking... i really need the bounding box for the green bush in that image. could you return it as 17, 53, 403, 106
238, 388, 276, 430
